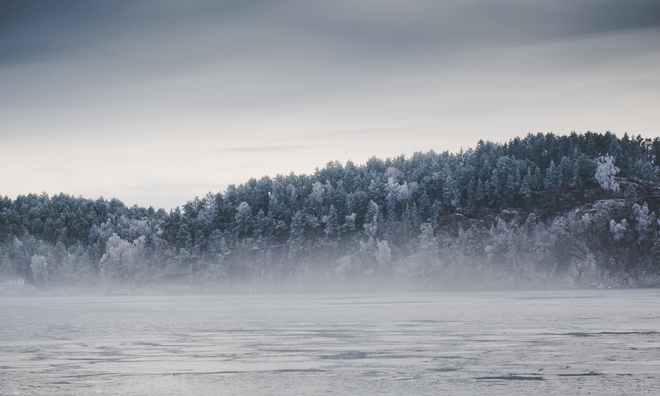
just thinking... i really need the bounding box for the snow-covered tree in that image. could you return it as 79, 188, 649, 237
632, 202, 655, 242
287, 210, 306, 264
235, 201, 253, 238
310, 181, 325, 204
323, 205, 339, 241
544, 160, 561, 192
595, 155, 620, 192
364, 201, 380, 241
99, 233, 142, 281
609, 219, 627, 241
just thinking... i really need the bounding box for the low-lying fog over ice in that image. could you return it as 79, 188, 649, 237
2, 289, 659, 395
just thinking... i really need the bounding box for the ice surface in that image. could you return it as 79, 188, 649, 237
1, 289, 660, 395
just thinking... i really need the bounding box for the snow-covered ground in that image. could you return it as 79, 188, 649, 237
1, 289, 659, 395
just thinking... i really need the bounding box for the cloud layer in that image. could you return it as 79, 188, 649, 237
2, 1, 659, 208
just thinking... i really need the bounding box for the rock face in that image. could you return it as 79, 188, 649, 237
424, 185, 658, 289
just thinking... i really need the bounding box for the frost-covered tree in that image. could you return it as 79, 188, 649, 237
323, 205, 339, 242
609, 219, 628, 242
443, 172, 459, 209
595, 155, 620, 192
235, 202, 253, 239
632, 202, 655, 242
520, 169, 532, 200
364, 201, 380, 241
99, 233, 142, 281
287, 211, 306, 264
544, 160, 561, 192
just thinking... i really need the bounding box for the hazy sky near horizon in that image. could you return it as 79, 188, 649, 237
2, 0, 660, 209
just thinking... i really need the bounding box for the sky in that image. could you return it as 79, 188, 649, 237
2, 0, 660, 209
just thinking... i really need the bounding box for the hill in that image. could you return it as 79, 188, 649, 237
1, 132, 659, 288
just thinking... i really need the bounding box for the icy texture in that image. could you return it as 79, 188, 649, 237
1, 290, 660, 395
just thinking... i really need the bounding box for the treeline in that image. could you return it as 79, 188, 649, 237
1, 132, 659, 288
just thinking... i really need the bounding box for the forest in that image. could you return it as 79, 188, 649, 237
1, 132, 660, 288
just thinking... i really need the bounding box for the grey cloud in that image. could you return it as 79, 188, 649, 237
3, 0, 660, 67
0, 0, 266, 66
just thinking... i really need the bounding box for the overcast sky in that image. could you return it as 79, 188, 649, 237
2, 0, 660, 208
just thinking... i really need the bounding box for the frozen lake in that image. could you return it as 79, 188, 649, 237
1, 289, 660, 395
